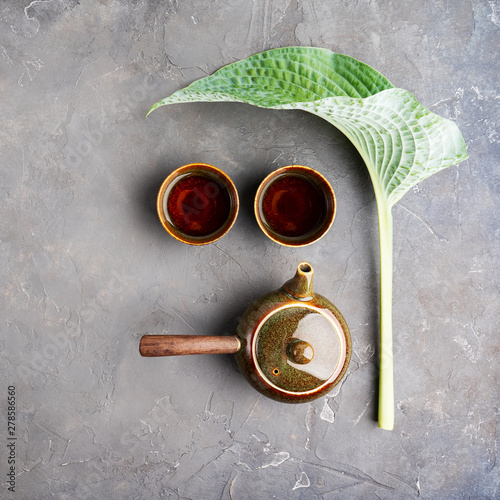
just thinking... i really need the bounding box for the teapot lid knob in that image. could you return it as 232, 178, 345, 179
287, 339, 314, 364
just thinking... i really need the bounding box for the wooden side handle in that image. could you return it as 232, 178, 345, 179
139, 335, 241, 357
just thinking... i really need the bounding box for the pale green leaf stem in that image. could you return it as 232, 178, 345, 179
148, 47, 468, 430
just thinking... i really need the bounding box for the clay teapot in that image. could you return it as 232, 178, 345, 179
140, 262, 351, 403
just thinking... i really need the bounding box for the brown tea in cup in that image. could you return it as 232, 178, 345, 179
166, 173, 232, 237
158, 163, 239, 245
255, 165, 336, 247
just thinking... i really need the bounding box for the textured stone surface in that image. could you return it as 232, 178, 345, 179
1, 1, 499, 499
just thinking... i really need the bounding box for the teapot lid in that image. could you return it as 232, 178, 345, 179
252, 302, 348, 397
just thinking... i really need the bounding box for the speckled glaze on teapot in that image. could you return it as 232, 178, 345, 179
234, 262, 351, 403
139, 262, 351, 403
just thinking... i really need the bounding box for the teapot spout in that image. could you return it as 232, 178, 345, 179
282, 262, 314, 299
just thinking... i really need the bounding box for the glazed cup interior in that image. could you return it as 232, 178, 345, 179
254, 165, 336, 247
157, 163, 239, 245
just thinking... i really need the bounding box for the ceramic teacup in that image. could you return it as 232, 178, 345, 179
157, 163, 239, 245
254, 165, 336, 247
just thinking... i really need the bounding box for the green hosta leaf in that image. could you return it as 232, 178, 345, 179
148, 47, 468, 430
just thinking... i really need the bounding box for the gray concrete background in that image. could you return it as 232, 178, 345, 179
1, 1, 498, 499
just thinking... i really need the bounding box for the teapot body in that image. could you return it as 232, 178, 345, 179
235, 264, 351, 403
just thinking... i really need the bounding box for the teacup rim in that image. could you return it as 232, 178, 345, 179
254, 164, 336, 247
157, 163, 240, 245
